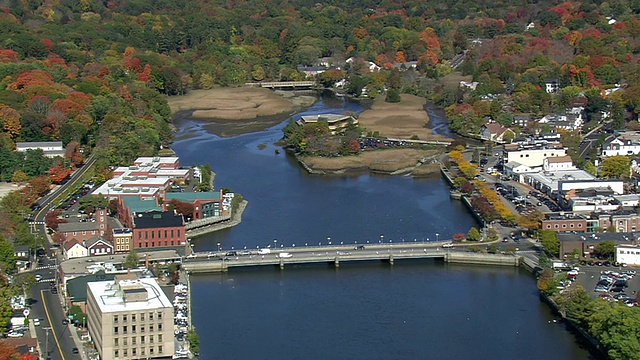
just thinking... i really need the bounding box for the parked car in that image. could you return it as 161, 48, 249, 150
33, 318, 40, 326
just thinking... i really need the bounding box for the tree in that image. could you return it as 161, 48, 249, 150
124, 250, 139, 269
467, 227, 481, 241
594, 240, 616, 260
600, 156, 630, 179
516, 210, 544, 229
385, 89, 401, 103
0, 339, 16, 360
538, 251, 552, 269
472, 148, 480, 163
539, 230, 560, 257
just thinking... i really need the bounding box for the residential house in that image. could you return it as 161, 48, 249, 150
545, 78, 559, 93
3, 338, 39, 359
478, 123, 515, 143
132, 211, 186, 249
602, 137, 640, 157
512, 115, 530, 128
13, 245, 30, 260
296, 65, 327, 77
460, 81, 479, 90
86, 236, 114, 257
15, 141, 65, 158
346, 57, 380, 72
64, 239, 88, 259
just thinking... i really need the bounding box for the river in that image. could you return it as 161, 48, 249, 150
171, 93, 596, 359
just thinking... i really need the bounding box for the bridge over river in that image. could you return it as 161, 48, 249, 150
182, 242, 520, 273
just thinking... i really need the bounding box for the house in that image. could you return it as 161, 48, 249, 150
15, 141, 65, 158
460, 81, 479, 90
479, 123, 515, 143
132, 211, 186, 249
3, 338, 39, 359
602, 137, 640, 157
513, 115, 530, 127
86, 236, 114, 257
13, 245, 30, 260
346, 57, 380, 72
296, 65, 327, 77
64, 239, 88, 259
545, 78, 559, 93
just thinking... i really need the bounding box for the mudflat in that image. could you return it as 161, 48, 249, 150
167, 87, 307, 120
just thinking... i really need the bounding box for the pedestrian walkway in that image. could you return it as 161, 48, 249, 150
35, 265, 57, 270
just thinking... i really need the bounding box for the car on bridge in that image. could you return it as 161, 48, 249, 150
186, 253, 197, 259
277, 252, 292, 258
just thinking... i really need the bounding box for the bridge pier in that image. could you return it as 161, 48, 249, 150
334, 257, 339, 268
279, 258, 285, 270
389, 254, 394, 265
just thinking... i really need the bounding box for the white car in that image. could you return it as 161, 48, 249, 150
33, 318, 40, 326
278, 252, 292, 258
442, 243, 454, 248
7, 331, 23, 338
185, 254, 197, 259
35, 274, 42, 282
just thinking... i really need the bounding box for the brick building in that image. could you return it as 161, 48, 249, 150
541, 214, 587, 232
132, 211, 185, 249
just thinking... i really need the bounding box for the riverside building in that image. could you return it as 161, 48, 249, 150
86, 275, 174, 360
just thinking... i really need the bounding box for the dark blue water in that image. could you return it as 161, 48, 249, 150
172, 94, 595, 359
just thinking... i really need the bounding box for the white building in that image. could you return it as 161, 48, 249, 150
63, 239, 88, 259
15, 141, 65, 158
543, 156, 575, 172
503, 144, 568, 168
87, 276, 175, 360
602, 138, 640, 157
616, 245, 640, 265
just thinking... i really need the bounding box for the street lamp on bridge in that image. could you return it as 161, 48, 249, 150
436, 233, 440, 242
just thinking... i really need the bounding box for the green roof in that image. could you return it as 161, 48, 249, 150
122, 197, 161, 213
67, 270, 116, 302
164, 191, 220, 202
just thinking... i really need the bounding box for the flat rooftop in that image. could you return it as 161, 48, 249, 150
87, 278, 173, 313
525, 169, 595, 191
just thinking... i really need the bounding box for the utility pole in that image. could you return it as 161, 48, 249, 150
44, 327, 51, 359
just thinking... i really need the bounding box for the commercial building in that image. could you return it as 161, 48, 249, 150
130, 211, 186, 249
296, 114, 357, 134
502, 143, 567, 168
86, 276, 175, 360
541, 213, 587, 232
616, 244, 640, 265
15, 141, 65, 158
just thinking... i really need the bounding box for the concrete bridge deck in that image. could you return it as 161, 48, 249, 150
182, 242, 519, 273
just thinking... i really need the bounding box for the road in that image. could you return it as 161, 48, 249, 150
28, 155, 95, 360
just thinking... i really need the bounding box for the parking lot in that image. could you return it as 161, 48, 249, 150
565, 264, 639, 305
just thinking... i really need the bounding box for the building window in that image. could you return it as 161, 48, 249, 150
141, 348, 145, 356
123, 338, 127, 346
177, 230, 181, 238
114, 338, 119, 346
114, 350, 119, 358
157, 312, 162, 320
165, 241, 168, 246
138, 232, 142, 240
123, 349, 127, 357
141, 326, 145, 333
158, 334, 163, 342
123, 315, 127, 322
150, 347, 154, 354
152, 242, 155, 247
171, 230, 174, 237
562, 224, 566, 228
570, 224, 574, 228
82, 231, 86, 235
158, 230, 161, 238
554, 224, 559, 228
578, 224, 582, 227
145, 232, 148, 240
132, 314, 136, 322
164, 230, 168, 238
132, 337, 136, 345
149, 324, 153, 332
132, 348, 136, 356
141, 313, 145, 321
113, 315, 118, 323
158, 323, 162, 331
132, 325, 136, 333
141, 336, 145, 344
114, 326, 118, 334
158, 346, 163, 353
149, 312, 154, 321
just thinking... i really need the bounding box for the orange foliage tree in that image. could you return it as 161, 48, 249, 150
0, 106, 21, 138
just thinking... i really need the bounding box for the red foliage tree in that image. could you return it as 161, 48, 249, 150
169, 199, 194, 220
347, 139, 360, 153
0, 340, 16, 360
48, 161, 72, 184
45, 210, 65, 230
0, 48, 18, 62
7, 70, 54, 91
40, 38, 53, 51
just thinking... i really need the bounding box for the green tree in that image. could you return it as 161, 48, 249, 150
385, 89, 401, 103
600, 156, 630, 179
538, 251, 552, 269
467, 227, 481, 241
187, 329, 200, 354
539, 230, 560, 258
124, 250, 139, 269
583, 161, 597, 176
472, 148, 480, 163
594, 240, 616, 260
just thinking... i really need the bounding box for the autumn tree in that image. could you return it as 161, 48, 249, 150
600, 156, 630, 179
0, 106, 21, 138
